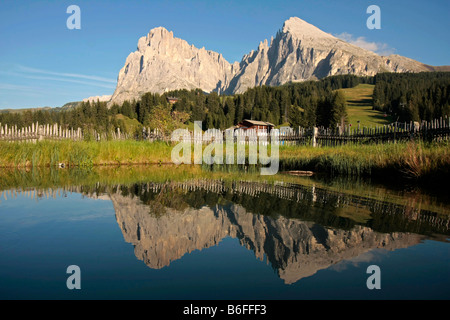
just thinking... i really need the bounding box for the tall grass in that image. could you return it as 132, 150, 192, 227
279, 140, 450, 182
0, 139, 448, 182
0, 140, 174, 168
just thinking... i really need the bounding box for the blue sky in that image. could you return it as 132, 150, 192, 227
0, 0, 449, 109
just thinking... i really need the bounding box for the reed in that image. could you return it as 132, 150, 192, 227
0, 140, 174, 168
0, 139, 448, 182
278, 141, 450, 182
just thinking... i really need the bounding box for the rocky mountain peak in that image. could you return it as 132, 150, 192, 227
107, 17, 440, 106
108, 25, 236, 106
137, 27, 168, 49
282, 17, 334, 40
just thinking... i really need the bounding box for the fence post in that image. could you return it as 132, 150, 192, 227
394, 121, 397, 143
312, 127, 318, 147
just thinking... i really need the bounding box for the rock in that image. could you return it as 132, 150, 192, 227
226, 17, 432, 94
108, 17, 442, 107
108, 27, 237, 107
82, 95, 112, 103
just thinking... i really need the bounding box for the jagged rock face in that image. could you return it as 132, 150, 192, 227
109, 27, 238, 106
110, 193, 423, 284
381, 54, 433, 73
226, 17, 431, 93
108, 17, 435, 106
82, 95, 112, 103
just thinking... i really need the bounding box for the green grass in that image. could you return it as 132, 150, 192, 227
0, 139, 449, 183
114, 114, 142, 134
0, 140, 174, 168
339, 84, 394, 127
1, 140, 449, 220
278, 141, 450, 183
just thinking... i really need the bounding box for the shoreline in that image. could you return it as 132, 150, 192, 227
0, 139, 448, 184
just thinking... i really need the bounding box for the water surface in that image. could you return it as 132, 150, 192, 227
0, 166, 449, 299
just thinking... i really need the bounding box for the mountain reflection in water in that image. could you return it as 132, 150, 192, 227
1, 166, 449, 299
70, 179, 447, 284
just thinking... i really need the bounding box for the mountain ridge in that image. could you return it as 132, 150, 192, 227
108, 17, 448, 106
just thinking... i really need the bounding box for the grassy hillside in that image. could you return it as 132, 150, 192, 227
0, 102, 80, 113
339, 84, 394, 127
114, 114, 142, 134
0, 106, 53, 114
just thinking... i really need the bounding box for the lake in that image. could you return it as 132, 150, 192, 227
0, 165, 449, 300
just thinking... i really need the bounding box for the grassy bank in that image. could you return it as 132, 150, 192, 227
0, 140, 174, 168
0, 139, 449, 183
279, 141, 450, 183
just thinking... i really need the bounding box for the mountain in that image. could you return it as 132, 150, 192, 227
108, 17, 446, 106
0, 106, 53, 114
82, 95, 112, 104
109, 27, 238, 106
225, 17, 436, 94
59, 95, 111, 111
0, 102, 79, 113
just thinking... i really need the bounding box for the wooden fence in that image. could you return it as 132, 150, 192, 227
0, 122, 164, 143
170, 117, 450, 147
0, 122, 83, 142
310, 117, 450, 147
1, 117, 449, 147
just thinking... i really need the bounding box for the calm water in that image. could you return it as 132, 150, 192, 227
0, 166, 449, 300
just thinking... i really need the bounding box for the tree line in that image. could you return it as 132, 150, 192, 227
0, 100, 116, 135
1, 73, 448, 136
114, 74, 370, 133
372, 72, 450, 122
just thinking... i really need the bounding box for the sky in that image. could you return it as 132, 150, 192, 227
0, 0, 449, 109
